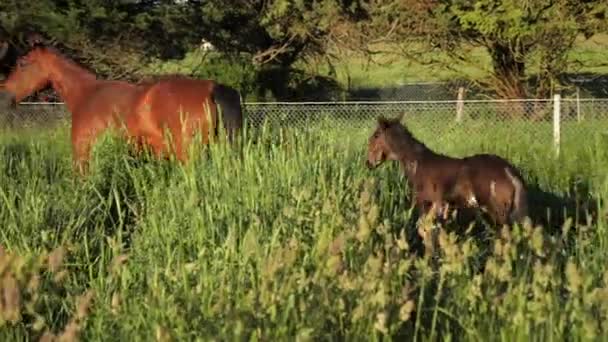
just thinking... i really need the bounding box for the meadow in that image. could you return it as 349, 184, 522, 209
150, 34, 608, 96
1, 112, 608, 341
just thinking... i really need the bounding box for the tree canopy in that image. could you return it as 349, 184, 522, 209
0, 0, 606, 100
350, 0, 608, 98
0, 0, 364, 99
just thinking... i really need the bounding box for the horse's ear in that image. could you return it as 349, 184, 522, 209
25, 32, 46, 48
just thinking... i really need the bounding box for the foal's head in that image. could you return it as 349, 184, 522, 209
366, 113, 423, 169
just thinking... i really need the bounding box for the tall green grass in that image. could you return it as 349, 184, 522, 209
0, 118, 607, 341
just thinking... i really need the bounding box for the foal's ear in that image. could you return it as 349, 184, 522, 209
395, 112, 406, 122
377, 115, 390, 129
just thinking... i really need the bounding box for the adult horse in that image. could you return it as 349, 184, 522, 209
0, 42, 243, 174
366, 113, 529, 227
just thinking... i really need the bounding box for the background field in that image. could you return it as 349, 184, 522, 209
149, 34, 608, 101
1, 113, 608, 340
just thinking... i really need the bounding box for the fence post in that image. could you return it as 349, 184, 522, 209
576, 87, 581, 123
553, 93, 561, 157
455, 87, 465, 122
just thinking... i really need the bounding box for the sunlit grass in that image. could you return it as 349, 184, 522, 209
0, 115, 607, 340
150, 34, 608, 93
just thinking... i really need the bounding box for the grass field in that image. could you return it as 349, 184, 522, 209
1, 115, 608, 341
152, 34, 608, 94
313, 34, 608, 90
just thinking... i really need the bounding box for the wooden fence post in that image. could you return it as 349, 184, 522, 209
455, 87, 465, 122
576, 87, 581, 123
553, 94, 561, 157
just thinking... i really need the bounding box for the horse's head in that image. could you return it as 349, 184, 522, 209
0, 43, 51, 107
366, 112, 407, 169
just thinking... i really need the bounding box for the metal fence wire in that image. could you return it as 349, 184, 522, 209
1, 97, 608, 152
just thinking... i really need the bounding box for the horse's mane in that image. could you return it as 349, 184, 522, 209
384, 118, 431, 155
136, 74, 195, 86
33, 46, 96, 80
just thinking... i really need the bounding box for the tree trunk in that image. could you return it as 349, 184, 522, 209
489, 42, 528, 99
255, 45, 307, 101
256, 65, 293, 101
487, 42, 532, 119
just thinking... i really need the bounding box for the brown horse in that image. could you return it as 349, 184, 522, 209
366, 113, 529, 227
0, 43, 243, 174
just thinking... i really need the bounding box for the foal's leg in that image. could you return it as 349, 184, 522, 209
486, 180, 515, 226
427, 192, 448, 223
413, 184, 446, 224
413, 191, 447, 258
487, 198, 510, 226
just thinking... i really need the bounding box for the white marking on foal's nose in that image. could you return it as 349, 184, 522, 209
490, 180, 496, 197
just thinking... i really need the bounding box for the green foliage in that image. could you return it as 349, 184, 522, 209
148, 50, 345, 101
353, 0, 608, 98
192, 54, 259, 100
0, 113, 607, 339
0, 0, 357, 99
150, 51, 261, 101
1, 0, 606, 100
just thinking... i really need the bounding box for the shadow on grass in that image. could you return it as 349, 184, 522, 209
346, 72, 608, 102
384, 178, 601, 341
527, 181, 598, 233
559, 72, 608, 98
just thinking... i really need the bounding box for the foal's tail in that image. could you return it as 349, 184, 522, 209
211, 83, 244, 143
505, 167, 529, 224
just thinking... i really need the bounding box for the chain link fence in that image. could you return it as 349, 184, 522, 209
1, 97, 608, 152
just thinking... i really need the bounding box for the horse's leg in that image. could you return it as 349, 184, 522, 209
145, 134, 168, 160
71, 120, 95, 176
169, 118, 198, 163
173, 132, 190, 163
72, 135, 93, 176
134, 137, 147, 157
72, 112, 119, 176
72, 149, 88, 176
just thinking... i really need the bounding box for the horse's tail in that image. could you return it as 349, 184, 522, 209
505, 167, 529, 224
211, 83, 243, 143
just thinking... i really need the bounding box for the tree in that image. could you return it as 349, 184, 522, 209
350, 0, 608, 99
0, 0, 151, 80
0, 0, 363, 100
145, 0, 365, 99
